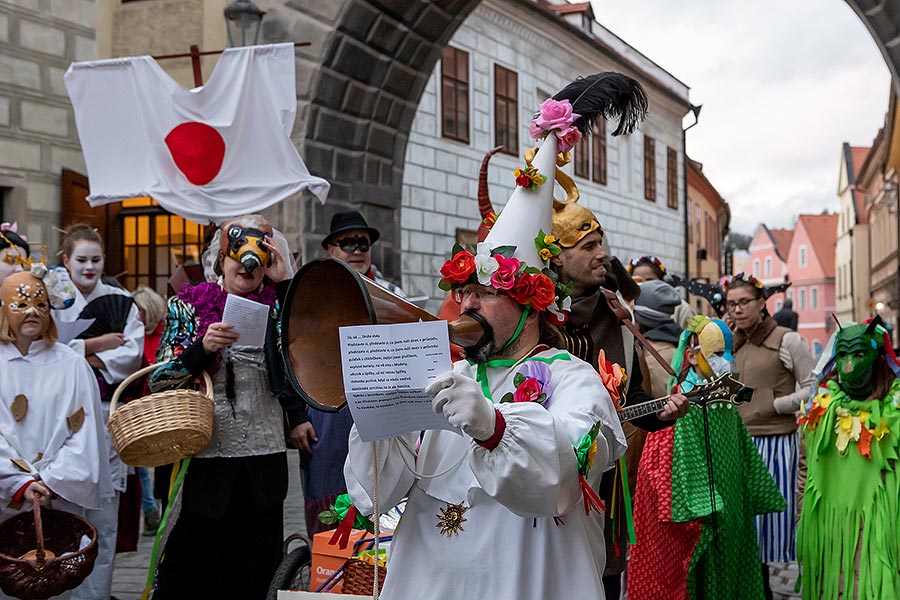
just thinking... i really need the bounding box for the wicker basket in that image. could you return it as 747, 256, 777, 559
107, 361, 214, 468
0, 498, 98, 600
341, 557, 386, 595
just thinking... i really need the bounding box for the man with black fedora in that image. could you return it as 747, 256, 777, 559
322, 210, 405, 296
293, 210, 405, 538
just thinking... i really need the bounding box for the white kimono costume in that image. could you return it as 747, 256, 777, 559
0, 341, 111, 511
0, 341, 113, 600
52, 280, 143, 600
344, 348, 627, 599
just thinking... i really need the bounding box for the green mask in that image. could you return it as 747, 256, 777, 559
834, 321, 884, 397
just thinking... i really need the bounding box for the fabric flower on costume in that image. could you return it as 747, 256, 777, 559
597, 349, 627, 409
533, 98, 580, 132
574, 422, 605, 515
834, 407, 862, 454
556, 125, 582, 153
499, 361, 553, 405
473, 242, 499, 286
491, 254, 521, 290
534, 230, 561, 262
439, 249, 477, 291
721, 272, 764, 293
513, 166, 547, 190
319, 493, 374, 549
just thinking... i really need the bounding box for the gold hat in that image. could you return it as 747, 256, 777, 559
551, 200, 602, 248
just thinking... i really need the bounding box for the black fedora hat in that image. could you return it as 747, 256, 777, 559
321, 210, 381, 249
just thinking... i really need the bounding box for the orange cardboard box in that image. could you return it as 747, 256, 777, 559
309, 529, 368, 594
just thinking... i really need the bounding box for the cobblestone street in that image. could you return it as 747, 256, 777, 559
111, 452, 307, 600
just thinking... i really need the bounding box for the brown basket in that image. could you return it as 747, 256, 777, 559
107, 361, 214, 468
341, 557, 386, 595
0, 498, 98, 600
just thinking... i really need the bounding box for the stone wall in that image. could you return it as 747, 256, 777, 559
0, 0, 97, 255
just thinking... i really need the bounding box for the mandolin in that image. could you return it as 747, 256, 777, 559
618, 373, 752, 423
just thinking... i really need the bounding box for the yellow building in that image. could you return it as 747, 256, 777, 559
686, 158, 730, 315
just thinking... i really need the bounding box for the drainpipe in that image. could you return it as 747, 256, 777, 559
682, 104, 702, 287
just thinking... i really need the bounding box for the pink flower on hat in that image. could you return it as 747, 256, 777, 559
533, 99, 580, 132
529, 120, 545, 142
556, 125, 582, 153
491, 254, 520, 290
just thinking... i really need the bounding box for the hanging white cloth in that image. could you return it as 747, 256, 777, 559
64, 43, 330, 224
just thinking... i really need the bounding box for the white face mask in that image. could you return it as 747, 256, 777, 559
67, 241, 104, 292
705, 353, 734, 378
0, 247, 25, 284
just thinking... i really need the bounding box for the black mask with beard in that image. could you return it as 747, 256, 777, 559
460, 310, 495, 364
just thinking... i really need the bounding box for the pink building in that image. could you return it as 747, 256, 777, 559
745, 224, 792, 315
784, 214, 839, 357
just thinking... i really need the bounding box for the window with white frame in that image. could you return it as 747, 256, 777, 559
811, 286, 818, 310
775, 299, 783, 312
813, 340, 822, 357
764, 257, 772, 277
799, 288, 806, 311
799, 245, 807, 268
753, 259, 760, 276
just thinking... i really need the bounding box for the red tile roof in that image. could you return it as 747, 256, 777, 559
849, 146, 870, 222
798, 214, 838, 277
768, 228, 794, 263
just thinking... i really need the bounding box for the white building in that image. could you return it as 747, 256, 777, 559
834, 142, 870, 324
398, 0, 691, 302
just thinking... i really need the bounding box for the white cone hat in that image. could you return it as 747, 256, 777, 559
483, 132, 558, 269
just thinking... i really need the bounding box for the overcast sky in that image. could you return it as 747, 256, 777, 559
589, 0, 890, 235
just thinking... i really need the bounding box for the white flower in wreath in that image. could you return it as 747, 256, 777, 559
474, 242, 499, 286
547, 295, 571, 321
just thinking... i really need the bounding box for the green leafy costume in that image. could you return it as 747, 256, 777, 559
797, 379, 900, 599
797, 318, 900, 599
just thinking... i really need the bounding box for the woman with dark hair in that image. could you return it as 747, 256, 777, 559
725, 273, 814, 596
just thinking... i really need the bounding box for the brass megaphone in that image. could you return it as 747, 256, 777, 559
280, 258, 490, 412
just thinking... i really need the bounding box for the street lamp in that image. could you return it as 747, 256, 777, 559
224, 0, 266, 47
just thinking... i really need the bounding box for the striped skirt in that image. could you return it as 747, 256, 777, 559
753, 433, 798, 563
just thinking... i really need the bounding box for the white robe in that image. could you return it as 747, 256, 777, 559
0, 341, 112, 514
53, 279, 144, 493
344, 348, 627, 599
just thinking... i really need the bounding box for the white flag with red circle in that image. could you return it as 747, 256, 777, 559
65, 43, 329, 224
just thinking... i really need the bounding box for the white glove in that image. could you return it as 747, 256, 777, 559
426, 371, 497, 441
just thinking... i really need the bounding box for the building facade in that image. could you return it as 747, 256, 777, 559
784, 213, 838, 357
860, 96, 900, 346
834, 142, 870, 324
398, 0, 690, 301
686, 158, 729, 315
745, 223, 792, 315
0, 0, 98, 256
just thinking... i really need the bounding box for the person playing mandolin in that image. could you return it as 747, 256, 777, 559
628, 315, 786, 599
550, 201, 689, 597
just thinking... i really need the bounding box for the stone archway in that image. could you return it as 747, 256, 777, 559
263, 0, 480, 281
845, 0, 900, 94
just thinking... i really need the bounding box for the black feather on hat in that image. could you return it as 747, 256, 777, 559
551, 72, 649, 136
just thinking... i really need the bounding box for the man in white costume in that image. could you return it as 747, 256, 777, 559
344, 73, 649, 598
0, 270, 112, 600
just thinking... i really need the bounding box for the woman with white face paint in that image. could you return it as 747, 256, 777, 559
52, 223, 144, 600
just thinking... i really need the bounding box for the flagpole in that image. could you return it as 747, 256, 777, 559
152, 41, 312, 87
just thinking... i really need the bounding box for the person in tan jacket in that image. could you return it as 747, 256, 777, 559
725, 273, 814, 599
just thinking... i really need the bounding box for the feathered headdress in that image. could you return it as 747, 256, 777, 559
550, 72, 649, 136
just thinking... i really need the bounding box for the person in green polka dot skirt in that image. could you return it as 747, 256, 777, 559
629, 316, 786, 599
